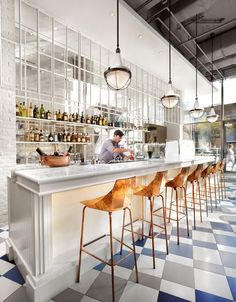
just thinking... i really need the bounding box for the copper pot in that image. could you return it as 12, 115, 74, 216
41, 155, 70, 167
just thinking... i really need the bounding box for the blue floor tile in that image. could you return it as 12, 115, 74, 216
171, 227, 192, 239
115, 250, 140, 270
169, 241, 193, 259
158, 291, 190, 302
193, 240, 218, 250
214, 234, 236, 247
0, 254, 15, 264
135, 238, 147, 247
195, 289, 233, 302
3, 266, 25, 285
141, 248, 166, 260
211, 222, 233, 232
227, 277, 236, 300
94, 262, 106, 271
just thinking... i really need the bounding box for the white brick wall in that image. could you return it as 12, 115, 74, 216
0, 0, 16, 227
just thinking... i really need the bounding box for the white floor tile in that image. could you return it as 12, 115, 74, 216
166, 254, 193, 267
0, 231, 9, 239
192, 230, 216, 243
194, 268, 233, 300
0, 277, 21, 301
193, 246, 222, 265
144, 238, 167, 253
224, 267, 236, 278
0, 242, 6, 257
217, 244, 236, 253
137, 254, 165, 278
70, 269, 100, 294
160, 279, 195, 302
0, 259, 15, 275
102, 264, 132, 280
119, 281, 158, 302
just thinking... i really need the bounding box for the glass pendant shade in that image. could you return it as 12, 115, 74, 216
104, 0, 131, 90
104, 52, 131, 90
189, 97, 204, 119
161, 82, 179, 108
207, 106, 218, 123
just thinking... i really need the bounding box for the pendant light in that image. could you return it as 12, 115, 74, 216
207, 36, 218, 123
189, 15, 204, 119
104, 0, 131, 90
161, 0, 179, 109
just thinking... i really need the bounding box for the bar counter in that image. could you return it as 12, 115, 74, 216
7, 156, 214, 302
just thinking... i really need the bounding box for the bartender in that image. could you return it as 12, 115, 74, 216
100, 129, 133, 163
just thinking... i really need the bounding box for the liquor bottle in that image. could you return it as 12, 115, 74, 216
53, 111, 57, 120
39, 130, 44, 142
80, 112, 85, 123
92, 115, 96, 125
16, 101, 20, 116
35, 106, 40, 119
54, 151, 60, 156
63, 112, 68, 121
21, 101, 27, 117
57, 109, 62, 121
46, 110, 52, 120
40, 104, 45, 119
81, 133, 86, 143
99, 115, 103, 126
71, 132, 76, 142
28, 102, 33, 118
36, 147, 47, 156
24, 129, 30, 141
33, 105, 37, 118
63, 132, 67, 142
29, 127, 34, 142
72, 114, 76, 122
58, 132, 63, 142
86, 115, 91, 124
19, 103, 23, 116
66, 132, 71, 142
48, 132, 54, 142
77, 133, 82, 142
64, 145, 73, 156
69, 114, 73, 122
86, 133, 90, 143
34, 128, 40, 142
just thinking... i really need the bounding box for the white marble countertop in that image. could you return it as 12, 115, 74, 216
11, 156, 215, 195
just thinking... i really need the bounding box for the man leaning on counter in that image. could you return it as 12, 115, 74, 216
99, 129, 133, 163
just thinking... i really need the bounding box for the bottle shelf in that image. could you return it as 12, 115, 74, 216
16, 116, 149, 132
16, 141, 91, 145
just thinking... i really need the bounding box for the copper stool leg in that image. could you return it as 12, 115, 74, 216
109, 212, 115, 302
120, 208, 126, 255
208, 176, 213, 212
141, 196, 144, 240
175, 189, 180, 245
127, 207, 139, 283
223, 171, 227, 199
216, 173, 221, 204
192, 182, 196, 230
77, 206, 87, 283
160, 194, 169, 254
183, 186, 189, 237
168, 188, 174, 222
204, 178, 209, 217
149, 197, 156, 269
197, 180, 202, 223
213, 175, 217, 208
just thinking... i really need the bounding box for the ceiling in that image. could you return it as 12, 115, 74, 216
124, 0, 236, 81
27, 0, 214, 104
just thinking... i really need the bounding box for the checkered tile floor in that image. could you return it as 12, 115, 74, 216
1, 174, 236, 302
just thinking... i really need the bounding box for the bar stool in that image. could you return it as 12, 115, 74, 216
186, 164, 204, 230
165, 167, 190, 245
76, 177, 139, 302
201, 164, 213, 213
120, 171, 168, 269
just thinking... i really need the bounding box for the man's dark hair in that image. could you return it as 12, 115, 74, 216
113, 129, 124, 137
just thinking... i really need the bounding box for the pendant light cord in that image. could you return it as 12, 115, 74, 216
195, 14, 198, 100
211, 36, 214, 107
116, 0, 120, 53
168, 0, 171, 84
